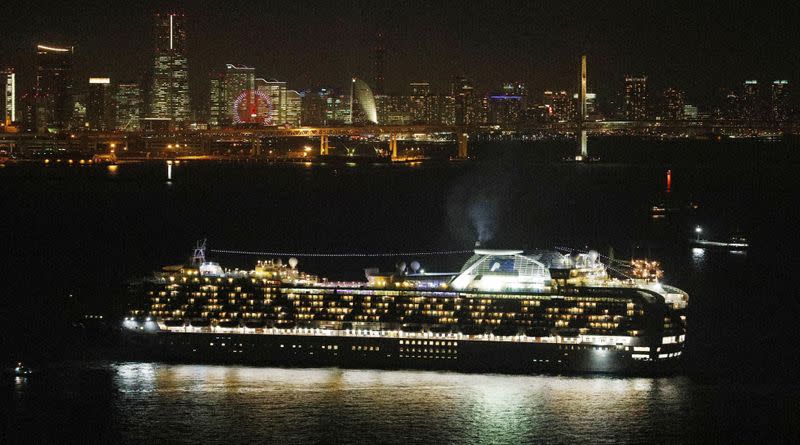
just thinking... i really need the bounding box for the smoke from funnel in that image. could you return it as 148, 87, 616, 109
447, 161, 514, 246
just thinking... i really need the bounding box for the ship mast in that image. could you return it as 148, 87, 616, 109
191, 239, 207, 265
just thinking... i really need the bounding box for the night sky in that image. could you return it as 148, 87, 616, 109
2, 0, 798, 106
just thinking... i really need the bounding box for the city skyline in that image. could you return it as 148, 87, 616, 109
2, 0, 798, 108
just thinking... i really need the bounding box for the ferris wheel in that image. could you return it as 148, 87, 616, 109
232, 89, 273, 125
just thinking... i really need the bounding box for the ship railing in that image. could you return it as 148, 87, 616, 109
158, 324, 640, 347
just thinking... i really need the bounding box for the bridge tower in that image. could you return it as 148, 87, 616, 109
319, 134, 329, 156
457, 132, 468, 159
389, 133, 398, 161
577, 54, 588, 159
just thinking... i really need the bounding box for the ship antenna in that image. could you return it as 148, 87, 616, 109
192, 239, 207, 265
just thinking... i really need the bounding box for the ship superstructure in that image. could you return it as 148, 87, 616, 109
124, 248, 688, 373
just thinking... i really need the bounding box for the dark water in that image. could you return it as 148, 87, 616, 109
2, 138, 800, 442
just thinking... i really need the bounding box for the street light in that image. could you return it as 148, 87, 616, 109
695, 226, 702, 241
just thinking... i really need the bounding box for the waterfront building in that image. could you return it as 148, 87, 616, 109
376, 94, 412, 125
572, 92, 597, 117
682, 104, 698, 120
223, 65, 256, 125
408, 82, 433, 124
351, 78, 378, 124
115, 83, 142, 131
771, 80, 790, 122
300, 89, 327, 126
86, 77, 114, 131
256, 78, 287, 125
488, 94, 523, 125
741, 80, 759, 121
409, 82, 431, 96
68, 94, 87, 129
149, 13, 190, 124
450, 76, 486, 126
623, 75, 647, 120
2, 67, 15, 125
662, 88, 685, 120
323, 90, 351, 125
285, 90, 301, 126
543, 90, 574, 122
34, 44, 74, 132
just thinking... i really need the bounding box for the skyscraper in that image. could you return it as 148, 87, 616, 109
771, 80, 790, 122
149, 13, 190, 124
624, 75, 647, 120
115, 82, 142, 131
450, 76, 486, 126
207, 72, 225, 127
300, 89, 327, 126
409, 82, 432, 124
1, 67, 14, 125
86, 77, 113, 131
741, 80, 759, 120
257, 78, 287, 125
543, 90, 574, 121
208, 64, 256, 126
663, 88, 685, 120
285, 90, 302, 126
34, 44, 74, 132
409, 82, 431, 96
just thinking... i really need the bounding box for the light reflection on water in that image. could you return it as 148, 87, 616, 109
111, 363, 689, 443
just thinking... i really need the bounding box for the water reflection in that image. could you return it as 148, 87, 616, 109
691, 247, 706, 267
111, 363, 690, 443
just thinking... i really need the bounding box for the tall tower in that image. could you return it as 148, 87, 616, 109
580, 54, 587, 121
1, 67, 14, 125
149, 13, 190, 124
624, 75, 648, 120
115, 82, 142, 131
373, 32, 386, 95
87, 77, 113, 131
34, 44, 74, 132
577, 55, 588, 159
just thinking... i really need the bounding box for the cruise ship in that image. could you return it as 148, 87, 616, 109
123, 246, 688, 374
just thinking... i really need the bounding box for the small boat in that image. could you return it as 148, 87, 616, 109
690, 234, 749, 250
12, 362, 34, 377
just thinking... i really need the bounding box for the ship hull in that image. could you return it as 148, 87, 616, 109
123, 330, 681, 376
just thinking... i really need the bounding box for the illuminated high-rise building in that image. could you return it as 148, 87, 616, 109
1, 67, 15, 125
300, 89, 327, 126
34, 44, 74, 132
86, 77, 113, 131
285, 90, 301, 126
409, 82, 432, 124
115, 82, 142, 131
376, 94, 411, 125
662, 88, 685, 120
432, 95, 456, 125
409, 82, 431, 96
256, 78, 287, 125
771, 80, 790, 122
572, 92, 597, 116
451, 75, 473, 126
207, 72, 225, 127
741, 80, 759, 120
149, 13, 190, 124
350, 78, 378, 124
209, 64, 255, 126
623, 75, 647, 120
543, 90, 574, 121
